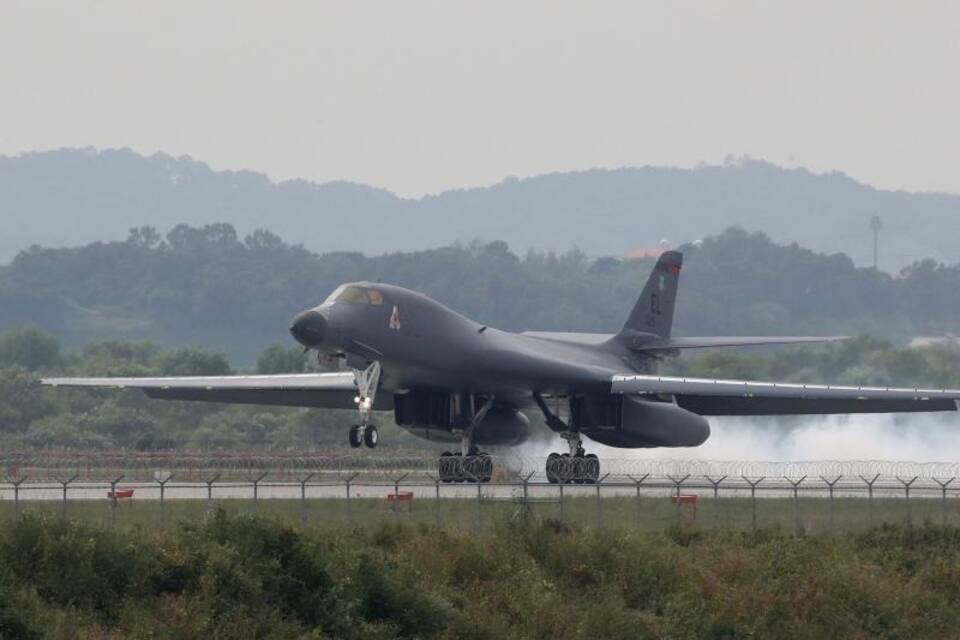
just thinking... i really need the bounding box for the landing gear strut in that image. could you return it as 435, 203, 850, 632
349, 361, 381, 449
534, 392, 600, 484
438, 396, 496, 483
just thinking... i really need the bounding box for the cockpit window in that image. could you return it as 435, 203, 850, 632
337, 286, 369, 303
322, 285, 347, 305
324, 285, 384, 305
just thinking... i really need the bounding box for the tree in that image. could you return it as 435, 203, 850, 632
157, 347, 231, 376
257, 344, 307, 374
0, 328, 61, 370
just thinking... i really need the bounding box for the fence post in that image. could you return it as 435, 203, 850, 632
897, 475, 919, 525
559, 483, 565, 522
155, 473, 174, 503
520, 471, 536, 524
933, 477, 955, 526
785, 475, 806, 532
252, 472, 268, 502
666, 474, 691, 498
425, 475, 441, 526
55, 475, 77, 521
859, 474, 880, 527
206, 473, 221, 504
391, 473, 410, 520
10, 476, 27, 521
154, 473, 174, 526
820, 476, 842, 530
742, 476, 765, 530
667, 474, 691, 523
595, 473, 609, 529
109, 474, 125, 527
704, 475, 727, 529
626, 473, 650, 527
299, 473, 315, 525
344, 472, 359, 525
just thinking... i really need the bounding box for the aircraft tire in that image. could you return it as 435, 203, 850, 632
546, 453, 560, 484
582, 454, 599, 484
363, 424, 379, 448
560, 453, 575, 484
570, 455, 585, 484
348, 425, 363, 448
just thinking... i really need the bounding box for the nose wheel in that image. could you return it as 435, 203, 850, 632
348, 361, 381, 449
349, 424, 379, 449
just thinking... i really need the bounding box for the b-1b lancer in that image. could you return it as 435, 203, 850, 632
43, 251, 960, 483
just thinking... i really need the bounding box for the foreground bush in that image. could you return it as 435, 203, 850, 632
2, 514, 960, 639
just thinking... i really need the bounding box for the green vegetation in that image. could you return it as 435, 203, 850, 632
4, 224, 960, 362
5, 494, 959, 537
3, 511, 960, 638
2, 325, 959, 451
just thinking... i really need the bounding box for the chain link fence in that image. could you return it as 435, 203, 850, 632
5, 452, 960, 532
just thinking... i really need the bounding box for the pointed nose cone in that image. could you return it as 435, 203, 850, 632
289, 309, 328, 347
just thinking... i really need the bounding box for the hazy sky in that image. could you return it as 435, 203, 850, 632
1, 1, 958, 197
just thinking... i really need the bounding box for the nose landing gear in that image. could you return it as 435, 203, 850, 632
349, 423, 379, 448
348, 361, 381, 449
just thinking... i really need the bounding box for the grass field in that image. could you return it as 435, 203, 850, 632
4, 508, 960, 639
4, 493, 960, 534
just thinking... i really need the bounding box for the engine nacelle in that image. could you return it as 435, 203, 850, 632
394, 391, 529, 446
581, 395, 710, 448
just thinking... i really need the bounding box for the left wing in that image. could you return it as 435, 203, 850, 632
40, 372, 393, 410
612, 374, 960, 415
522, 332, 846, 351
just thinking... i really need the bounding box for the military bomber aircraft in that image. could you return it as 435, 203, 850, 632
43, 251, 960, 483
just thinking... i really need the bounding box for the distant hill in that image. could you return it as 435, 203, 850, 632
2, 148, 958, 270
2, 224, 959, 363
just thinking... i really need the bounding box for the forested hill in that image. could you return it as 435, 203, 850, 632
2, 224, 959, 363
3, 148, 959, 269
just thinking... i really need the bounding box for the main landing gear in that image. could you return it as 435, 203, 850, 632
533, 392, 601, 484
545, 432, 600, 484
348, 361, 381, 449
438, 395, 496, 483
439, 448, 494, 483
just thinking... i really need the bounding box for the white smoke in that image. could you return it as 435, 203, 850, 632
519, 413, 960, 463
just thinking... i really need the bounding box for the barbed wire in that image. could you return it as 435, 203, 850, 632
4, 450, 960, 483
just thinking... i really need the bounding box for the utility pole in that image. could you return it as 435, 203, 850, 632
869, 215, 882, 270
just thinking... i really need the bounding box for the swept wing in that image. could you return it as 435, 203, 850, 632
522, 332, 845, 350
39, 373, 391, 410
612, 374, 960, 415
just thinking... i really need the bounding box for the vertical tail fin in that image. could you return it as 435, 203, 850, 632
620, 250, 682, 340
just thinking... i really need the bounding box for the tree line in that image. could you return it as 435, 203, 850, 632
2, 224, 960, 363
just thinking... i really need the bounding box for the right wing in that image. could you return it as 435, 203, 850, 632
612, 374, 960, 415
40, 372, 393, 410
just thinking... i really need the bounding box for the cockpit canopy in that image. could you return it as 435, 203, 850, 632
324, 284, 384, 306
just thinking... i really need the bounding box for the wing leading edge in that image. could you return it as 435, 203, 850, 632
40, 373, 393, 410
612, 374, 960, 416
